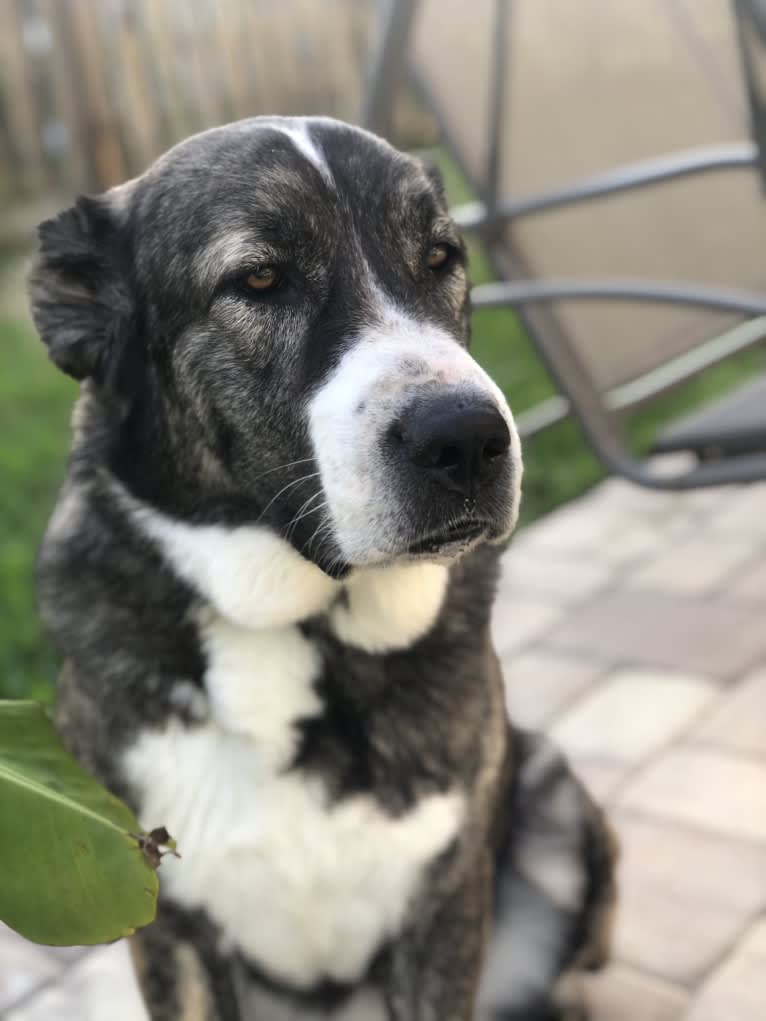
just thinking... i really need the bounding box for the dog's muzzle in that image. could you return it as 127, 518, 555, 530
308, 326, 521, 568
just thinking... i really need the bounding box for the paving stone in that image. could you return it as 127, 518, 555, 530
678, 484, 741, 518
585, 476, 689, 515
497, 547, 613, 606
548, 589, 766, 677
511, 502, 616, 556
695, 668, 766, 756
600, 526, 678, 567
551, 668, 717, 764
501, 649, 606, 728
744, 917, 766, 955
685, 917, 766, 1021
620, 746, 766, 844
580, 963, 689, 1021
706, 483, 766, 539
0, 926, 64, 1012
603, 522, 689, 567
626, 536, 754, 596
614, 812, 766, 915
563, 756, 629, 803
727, 555, 766, 605
514, 478, 697, 568
593, 474, 734, 525
6, 941, 147, 1021
516, 505, 669, 567
615, 878, 749, 985
491, 593, 563, 658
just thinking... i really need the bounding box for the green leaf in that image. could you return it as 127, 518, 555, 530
0, 700, 159, 945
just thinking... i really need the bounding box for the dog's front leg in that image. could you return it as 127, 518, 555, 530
129, 904, 242, 1021
385, 850, 493, 1021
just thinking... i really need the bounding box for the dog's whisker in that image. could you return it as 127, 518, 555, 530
291, 489, 325, 521
308, 510, 336, 544
306, 515, 334, 557
250, 457, 316, 483
308, 519, 346, 570
294, 495, 327, 527
284, 493, 327, 540
255, 473, 321, 524
305, 525, 326, 555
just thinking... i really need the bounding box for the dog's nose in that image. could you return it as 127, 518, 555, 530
395, 395, 511, 495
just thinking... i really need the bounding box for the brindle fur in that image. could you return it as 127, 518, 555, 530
29, 118, 616, 1020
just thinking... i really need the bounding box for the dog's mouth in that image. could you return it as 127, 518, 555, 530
406, 518, 489, 558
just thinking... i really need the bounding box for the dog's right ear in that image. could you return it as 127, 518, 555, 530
28, 195, 134, 384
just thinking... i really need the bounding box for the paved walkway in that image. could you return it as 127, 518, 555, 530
2, 473, 765, 1020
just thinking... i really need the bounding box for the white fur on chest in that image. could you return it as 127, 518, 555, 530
127, 487, 448, 653
124, 618, 464, 989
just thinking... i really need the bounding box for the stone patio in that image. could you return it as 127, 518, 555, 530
2, 473, 765, 1020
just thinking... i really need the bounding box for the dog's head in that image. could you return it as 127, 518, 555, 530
30, 117, 521, 577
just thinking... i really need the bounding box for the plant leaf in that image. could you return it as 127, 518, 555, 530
0, 700, 159, 945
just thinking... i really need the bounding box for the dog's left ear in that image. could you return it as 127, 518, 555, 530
28, 194, 135, 386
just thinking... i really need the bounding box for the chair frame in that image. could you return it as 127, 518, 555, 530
363, 0, 766, 489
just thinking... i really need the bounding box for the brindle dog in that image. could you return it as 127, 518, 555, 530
30, 117, 616, 1021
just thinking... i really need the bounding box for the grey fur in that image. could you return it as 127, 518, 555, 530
29, 117, 616, 1020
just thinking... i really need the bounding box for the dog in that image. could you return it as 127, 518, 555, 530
29, 117, 616, 1021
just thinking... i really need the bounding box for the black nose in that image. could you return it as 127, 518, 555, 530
395, 395, 511, 495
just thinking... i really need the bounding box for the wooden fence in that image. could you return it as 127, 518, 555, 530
0, 0, 381, 207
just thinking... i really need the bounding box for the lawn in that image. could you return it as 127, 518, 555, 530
0, 275, 76, 702
1, 168, 764, 701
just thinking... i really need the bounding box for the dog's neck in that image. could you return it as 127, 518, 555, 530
115, 478, 450, 655
72, 379, 249, 524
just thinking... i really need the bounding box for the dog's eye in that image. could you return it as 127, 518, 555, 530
244, 266, 281, 292
426, 243, 451, 270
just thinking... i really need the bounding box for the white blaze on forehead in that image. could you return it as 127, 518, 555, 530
106, 175, 139, 214
193, 121, 335, 287
262, 117, 334, 185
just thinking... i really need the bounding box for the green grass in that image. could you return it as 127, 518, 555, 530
1, 163, 764, 701
0, 298, 76, 702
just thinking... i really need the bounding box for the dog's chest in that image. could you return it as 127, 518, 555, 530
123, 616, 464, 990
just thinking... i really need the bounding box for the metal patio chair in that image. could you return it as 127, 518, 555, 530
364, 0, 766, 489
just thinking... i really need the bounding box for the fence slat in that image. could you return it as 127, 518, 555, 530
39, 0, 89, 192
104, 0, 162, 177
56, 0, 127, 190
1, 0, 375, 203
0, 0, 49, 195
